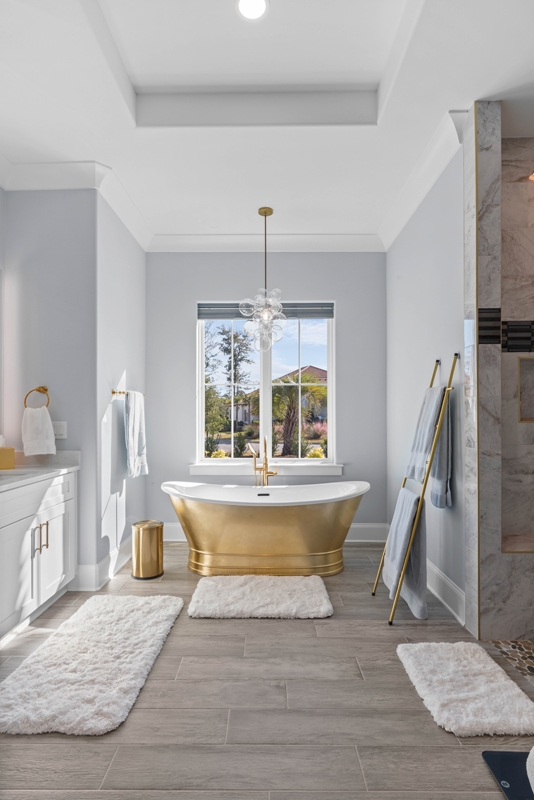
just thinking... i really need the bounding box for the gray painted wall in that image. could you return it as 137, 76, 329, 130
3, 189, 146, 571
146, 251, 387, 524
0, 187, 6, 431
96, 194, 146, 563
386, 149, 465, 589
4, 190, 98, 565
0, 187, 5, 264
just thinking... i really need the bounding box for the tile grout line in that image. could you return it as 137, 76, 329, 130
98, 745, 119, 790
354, 744, 369, 791
285, 680, 289, 709
173, 656, 183, 680
354, 655, 365, 680
224, 708, 231, 744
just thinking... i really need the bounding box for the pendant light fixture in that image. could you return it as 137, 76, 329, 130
239, 207, 285, 352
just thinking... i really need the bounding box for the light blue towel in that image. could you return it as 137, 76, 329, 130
382, 487, 427, 619
430, 394, 452, 508
406, 386, 444, 482
406, 385, 452, 509
124, 391, 148, 479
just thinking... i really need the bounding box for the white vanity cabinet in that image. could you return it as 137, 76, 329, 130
0, 471, 77, 639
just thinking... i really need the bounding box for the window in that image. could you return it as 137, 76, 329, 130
197, 302, 334, 465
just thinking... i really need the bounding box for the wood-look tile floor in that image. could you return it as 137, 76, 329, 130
0, 542, 531, 798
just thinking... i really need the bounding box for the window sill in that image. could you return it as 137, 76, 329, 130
190, 461, 344, 477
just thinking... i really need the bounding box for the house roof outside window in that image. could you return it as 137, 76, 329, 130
274, 365, 327, 383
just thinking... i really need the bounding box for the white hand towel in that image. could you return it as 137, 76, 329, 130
22, 407, 56, 456
124, 391, 148, 478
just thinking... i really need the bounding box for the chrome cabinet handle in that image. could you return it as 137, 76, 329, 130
43, 520, 49, 549
35, 523, 43, 554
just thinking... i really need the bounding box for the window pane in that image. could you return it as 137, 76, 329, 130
204, 384, 230, 458
232, 319, 260, 384
233, 385, 260, 458
272, 383, 299, 457
204, 321, 231, 384
300, 319, 328, 381
272, 319, 299, 383
301, 386, 328, 459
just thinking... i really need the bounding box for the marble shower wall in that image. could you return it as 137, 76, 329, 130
464, 105, 534, 639
501, 139, 534, 551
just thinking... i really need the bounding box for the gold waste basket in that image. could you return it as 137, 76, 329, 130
132, 520, 164, 580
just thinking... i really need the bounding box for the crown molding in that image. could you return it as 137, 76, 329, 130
97, 171, 153, 250
449, 110, 469, 144
78, 0, 136, 123
0, 156, 152, 250
0, 152, 11, 189
1, 160, 110, 192
377, 0, 427, 123
147, 233, 384, 253
378, 110, 465, 251
0, 156, 384, 254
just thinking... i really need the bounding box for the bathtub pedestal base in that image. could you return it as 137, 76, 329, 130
187, 548, 345, 577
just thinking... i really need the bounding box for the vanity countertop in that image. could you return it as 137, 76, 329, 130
0, 465, 80, 493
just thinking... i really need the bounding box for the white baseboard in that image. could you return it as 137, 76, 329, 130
427, 559, 465, 625
164, 522, 388, 544
71, 536, 132, 592
346, 523, 388, 543
0, 587, 69, 649
164, 522, 187, 542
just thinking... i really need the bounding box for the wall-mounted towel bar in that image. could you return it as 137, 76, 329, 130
24, 386, 50, 408
111, 390, 145, 398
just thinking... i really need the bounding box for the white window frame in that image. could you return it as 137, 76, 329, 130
191, 310, 342, 476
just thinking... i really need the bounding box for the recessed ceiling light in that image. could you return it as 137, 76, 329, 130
236, 0, 269, 21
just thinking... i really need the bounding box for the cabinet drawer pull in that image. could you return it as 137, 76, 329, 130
35, 523, 43, 554
43, 520, 49, 549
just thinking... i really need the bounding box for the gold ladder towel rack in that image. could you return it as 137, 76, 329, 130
371, 352, 459, 625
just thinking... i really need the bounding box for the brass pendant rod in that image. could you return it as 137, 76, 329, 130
258, 206, 273, 292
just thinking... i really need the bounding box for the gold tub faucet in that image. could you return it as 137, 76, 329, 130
247, 438, 278, 487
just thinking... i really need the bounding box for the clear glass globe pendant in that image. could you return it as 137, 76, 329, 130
239, 207, 285, 352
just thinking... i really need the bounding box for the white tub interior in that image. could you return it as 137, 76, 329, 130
161, 480, 370, 507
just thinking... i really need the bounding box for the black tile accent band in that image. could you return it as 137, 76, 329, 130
502, 320, 534, 352
478, 308, 501, 344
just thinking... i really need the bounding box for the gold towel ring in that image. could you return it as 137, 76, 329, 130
24, 386, 50, 408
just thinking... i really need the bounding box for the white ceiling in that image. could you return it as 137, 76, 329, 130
0, 0, 534, 252
99, 0, 405, 91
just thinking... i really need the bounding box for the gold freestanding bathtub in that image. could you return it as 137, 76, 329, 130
161, 480, 370, 576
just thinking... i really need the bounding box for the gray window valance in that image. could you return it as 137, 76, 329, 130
197, 302, 334, 320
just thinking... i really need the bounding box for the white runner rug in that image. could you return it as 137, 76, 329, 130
398, 641, 534, 736
0, 594, 183, 735
188, 575, 333, 619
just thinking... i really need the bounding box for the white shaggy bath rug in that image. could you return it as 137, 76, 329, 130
188, 575, 333, 619
397, 641, 534, 737
0, 594, 183, 736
